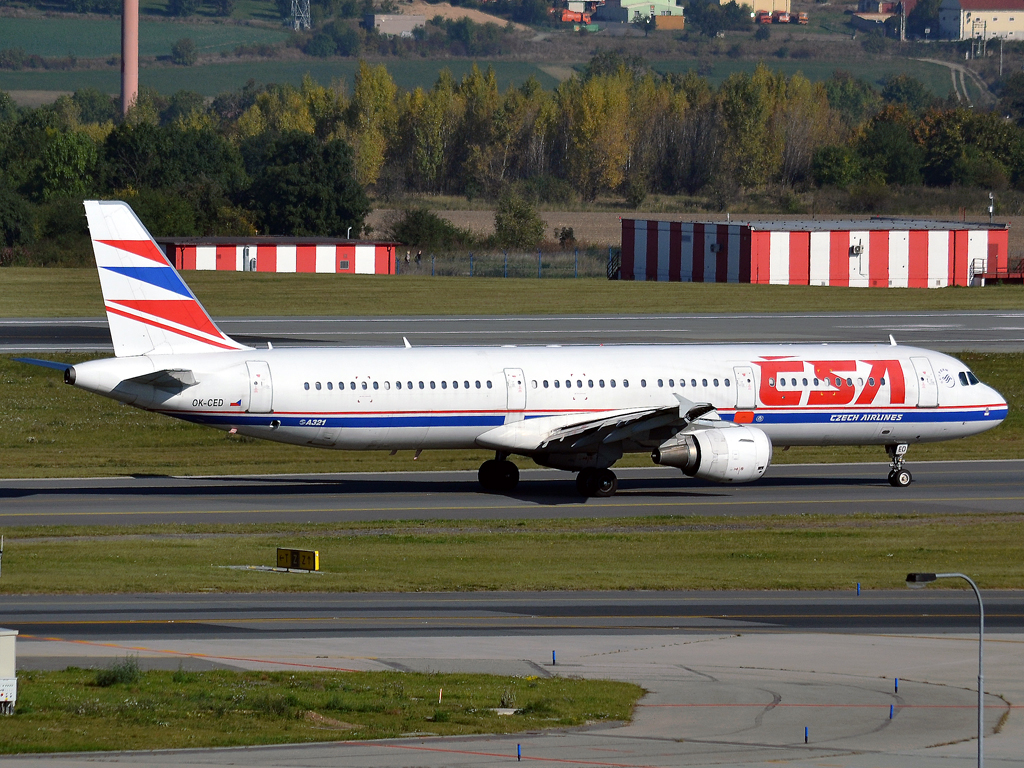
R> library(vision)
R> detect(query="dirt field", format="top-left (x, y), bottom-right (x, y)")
top-left (396, 0), bottom-right (531, 31)
top-left (370, 209), bottom-right (1024, 253)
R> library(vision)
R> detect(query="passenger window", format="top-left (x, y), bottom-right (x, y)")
top-left (577, 380), bottom-right (582, 388)
top-left (599, 379), bottom-right (605, 388)
top-left (668, 379), bottom-right (674, 387)
top-left (441, 381), bottom-right (447, 389)
top-left (384, 381), bottom-right (390, 390)
top-left (813, 378), bottom-right (819, 386)
top-left (713, 378), bottom-right (719, 387)
top-left (857, 378), bottom-right (863, 387)
top-left (419, 381), bottom-right (424, 389)
top-left (452, 381), bottom-right (458, 389)
top-left (566, 380), bottom-right (571, 388)
top-left (361, 382), bottom-right (367, 390)
top-left (543, 380), bottom-right (549, 388)
top-left (408, 381), bottom-right (413, 389)
top-left (725, 379), bottom-right (730, 387)
top-left (691, 379), bottom-right (697, 387)
top-left (315, 382), bottom-right (321, 390)
top-left (610, 380), bottom-right (616, 387)
top-left (554, 380), bottom-right (560, 388)
top-left (339, 382), bottom-right (344, 390)
top-left (802, 378), bottom-right (808, 386)
top-left (846, 378), bottom-right (853, 387)
top-left (464, 381), bottom-right (469, 389)
top-left (430, 381), bottom-right (436, 389)
top-left (327, 382), bottom-right (333, 390)
top-left (880, 377), bottom-right (886, 386)
top-left (680, 379), bottom-right (685, 387)
top-left (588, 380), bottom-right (593, 388)
top-left (702, 379), bottom-right (708, 387)
top-left (487, 381), bottom-right (492, 388)
top-left (623, 380), bottom-right (629, 387)
top-left (350, 382), bottom-right (356, 390)
top-left (658, 379), bottom-right (664, 387)
top-left (531, 380), bottom-right (538, 389)
top-left (768, 378), bottom-right (775, 387)
top-left (868, 377), bottom-right (875, 386)
top-left (958, 372), bottom-right (969, 386)
top-left (304, 382), bottom-right (309, 390)
top-left (641, 379), bottom-right (647, 387)
top-left (475, 381), bottom-right (481, 388)
top-left (373, 381), bottom-right (379, 390)
top-left (396, 381), bottom-right (402, 389)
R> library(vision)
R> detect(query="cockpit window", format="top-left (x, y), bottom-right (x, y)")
top-left (967, 371), bottom-right (980, 385)
top-left (959, 372), bottom-right (970, 387)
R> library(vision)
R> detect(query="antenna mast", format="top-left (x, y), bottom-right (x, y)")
top-left (291, 0), bottom-right (311, 30)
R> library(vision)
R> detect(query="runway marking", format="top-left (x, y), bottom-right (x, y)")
top-left (3, 495), bottom-right (1024, 519)
top-left (18, 634), bottom-right (360, 672)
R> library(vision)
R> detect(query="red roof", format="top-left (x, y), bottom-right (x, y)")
top-left (954, 0), bottom-right (1024, 10)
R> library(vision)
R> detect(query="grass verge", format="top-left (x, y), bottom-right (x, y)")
top-left (2, 352), bottom-right (1021, 479)
top-left (5, 666), bottom-right (641, 753)
top-left (1, 514), bottom-right (1023, 593)
top-left (4, 268), bottom-right (1024, 318)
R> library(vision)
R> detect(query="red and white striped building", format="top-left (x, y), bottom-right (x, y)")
top-left (157, 238), bottom-right (399, 275)
top-left (620, 219), bottom-right (1009, 288)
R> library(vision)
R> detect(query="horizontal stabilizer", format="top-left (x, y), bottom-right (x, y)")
top-left (12, 357), bottom-right (73, 371)
top-left (125, 368), bottom-right (198, 390)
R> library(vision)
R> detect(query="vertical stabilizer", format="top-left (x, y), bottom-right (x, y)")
top-left (84, 200), bottom-right (249, 357)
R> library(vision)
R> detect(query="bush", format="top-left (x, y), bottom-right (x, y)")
top-left (387, 208), bottom-right (475, 249)
top-left (168, 0), bottom-right (201, 16)
top-left (304, 33), bottom-right (336, 58)
top-left (0, 182), bottom-right (34, 248)
top-left (754, 24), bottom-right (770, 41)
top-left (95, 656), bottom-right (142, 687)
top-left (494, 191), bottom-right (545, 249)
top-left (171, 38), bottom-right (198, 66)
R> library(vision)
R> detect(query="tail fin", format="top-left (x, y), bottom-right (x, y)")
top-left (84, 200), bottom-right (249, 357)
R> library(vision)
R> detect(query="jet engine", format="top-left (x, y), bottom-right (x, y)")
top-left (652, 425), bottom-right (772, 483)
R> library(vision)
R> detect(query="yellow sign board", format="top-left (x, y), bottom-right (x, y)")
top-left (276, 548), bottom-right (319, 571)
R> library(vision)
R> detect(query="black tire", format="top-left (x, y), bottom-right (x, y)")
top-left (498, 461), bottom-right (520, 492)
top-left (895, 469), bottom-right (912, 487)
top-left (478, 459), bottom-right (501, 492)
top-left (576, 468), bottom-right (597, 497)
top-left (593, 469), bottom-right (618, 497)
top-left (888, 470), bottom-right (898, 487)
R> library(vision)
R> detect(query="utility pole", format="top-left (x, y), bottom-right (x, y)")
top-left (291, 0), bottom-right (310, 30)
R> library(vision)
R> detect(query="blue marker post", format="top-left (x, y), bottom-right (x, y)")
top-left (517, 744), bottom-right (521, 761)
top-left (804, 726), bottom-right (808, 744)
top-left (890, 704), bottom-right (894, 719)
top-left (857, 582), bottom-right (861, 596)
top-left (895, 677), bottom-right (899, 693)
top-left (552, 650), bottom-right (556, 666)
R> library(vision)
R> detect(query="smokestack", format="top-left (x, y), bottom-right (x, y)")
top-left (121, 0), bottom-right (139, 116)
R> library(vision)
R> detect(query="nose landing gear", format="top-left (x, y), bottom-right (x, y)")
top-left (886, 443), bottom-right (912, 487)
top-left (478, 454), bottom-right (519, 493)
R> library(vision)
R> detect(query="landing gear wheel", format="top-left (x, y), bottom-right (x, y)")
top-left (478, 459), bottom-right (519, 493)
top-left (889, 469), bottom-right (912, 488)
top-left (576, 468), bottom-right (618, 498)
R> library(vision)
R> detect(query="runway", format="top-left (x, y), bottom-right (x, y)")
top-left (4, 310), bottom-right (1024, 353)
top-left (2, 460), bottom-right (1022, 526)
top-left (4, 591), bottom-right (1022, 644)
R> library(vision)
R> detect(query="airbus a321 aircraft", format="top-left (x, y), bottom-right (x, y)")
top-left (17, 201), bottom-right (1008, 497)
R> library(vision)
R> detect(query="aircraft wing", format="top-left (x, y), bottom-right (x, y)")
top-left (476, 395), bottom-right (717, 454)
top-left (124, 368), bottom-right (198, 390)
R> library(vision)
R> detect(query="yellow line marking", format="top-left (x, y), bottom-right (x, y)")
top-left (3, 496), bottom-right (1024, 518)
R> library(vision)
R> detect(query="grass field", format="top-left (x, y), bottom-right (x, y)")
top-left (5, 268), bottom-right (1024, 318)
top-left (650, 58), bottom-right (954, 97)
top-left (5, 666), bottom-right (641, 752)
top-left (0, 17), bottom-right (288, 59)
top-left (1, 513), bottom-right (1022, 593)
top-left (0, 60), bottom-right (562, 98)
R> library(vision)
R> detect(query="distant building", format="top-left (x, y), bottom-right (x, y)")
top-left (363, 14), bottom-right (426, 37)
top-left (939, 0), bottom-right (1024, 39)
top-left (593, 0), bottom-right (683, 23)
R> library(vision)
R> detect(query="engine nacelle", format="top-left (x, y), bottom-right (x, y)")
top-left (652, 425), bottom-right (772, 483)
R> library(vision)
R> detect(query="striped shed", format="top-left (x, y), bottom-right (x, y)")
top-left (156, 237), bottom-right (400, 276)
top-left (620, 218), bottom-right (1009, 288)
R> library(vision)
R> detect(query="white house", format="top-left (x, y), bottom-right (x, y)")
top-left (939, 0), bottom-right (1024, 39)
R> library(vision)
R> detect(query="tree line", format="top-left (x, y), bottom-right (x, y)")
top-left (3, 53), bottom-right (1024, 264)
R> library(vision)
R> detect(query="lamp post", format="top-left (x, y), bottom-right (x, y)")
top-left (907, 572), bottom-right (985, 768)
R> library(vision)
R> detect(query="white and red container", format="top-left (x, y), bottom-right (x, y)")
top-left (158, 238), bottom-right (399, 275)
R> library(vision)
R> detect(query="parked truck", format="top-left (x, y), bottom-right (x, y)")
top-left (755, 9), bottom-right (771, 23)
top-left (772, 10), bottom-right (791, 23)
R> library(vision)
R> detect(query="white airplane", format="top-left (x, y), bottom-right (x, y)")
top-left (16, 201), bottom-right (1009, 496)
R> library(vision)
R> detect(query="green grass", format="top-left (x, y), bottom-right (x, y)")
top-left (4, 667), bottom-right (641, 753)
top-left (650, 58), bottom-right (955, 97)
top-left (2, 348), bottom-right (1021, 479)
top-left (5, 268), bottom-right (1024, 318)
top-left (0, 60), bottom-right (561, 98)
top-left (0, 17), bottom-right (288, 59)
top-left (1, 514), bottom-right (1023, 593)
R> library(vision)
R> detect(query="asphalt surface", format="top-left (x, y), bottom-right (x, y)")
top-left (4, 310), bottom-right (1024, 353)
top-left (4, 591), bottom-right (1020, 646)
top-left (2, 460), bottom-right (1021, 526)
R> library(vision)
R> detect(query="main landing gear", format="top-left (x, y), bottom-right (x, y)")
top-left (576, 467), bottom-right (618, 498)
top-left (886, 443), bottom-right (912, 487)
top-left (478, 455), bottom-right (519, 493)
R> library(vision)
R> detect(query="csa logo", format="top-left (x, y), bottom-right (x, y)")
top-left (937, 367), bottom-right (955, 388)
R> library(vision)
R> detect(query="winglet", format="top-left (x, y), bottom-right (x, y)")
top-left (889, 334), bottom-right (897, 346)
top-left (403, 337), bottom-right (412, 349)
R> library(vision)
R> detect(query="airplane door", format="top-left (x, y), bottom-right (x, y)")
top-left (246, 361), bottom-right (273, 413)
top-left (504, 368), bottom-right (526, 411)
top-left (733, 366), bottom-right (755, 409)
top-left (911, 356), bottom-right (938, 408)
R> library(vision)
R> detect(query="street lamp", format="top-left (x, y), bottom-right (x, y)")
top-left (907, 572), bottom-right (985, 768)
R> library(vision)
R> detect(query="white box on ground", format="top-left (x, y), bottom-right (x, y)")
top-left (0, 627), bottom-right (18, 714)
